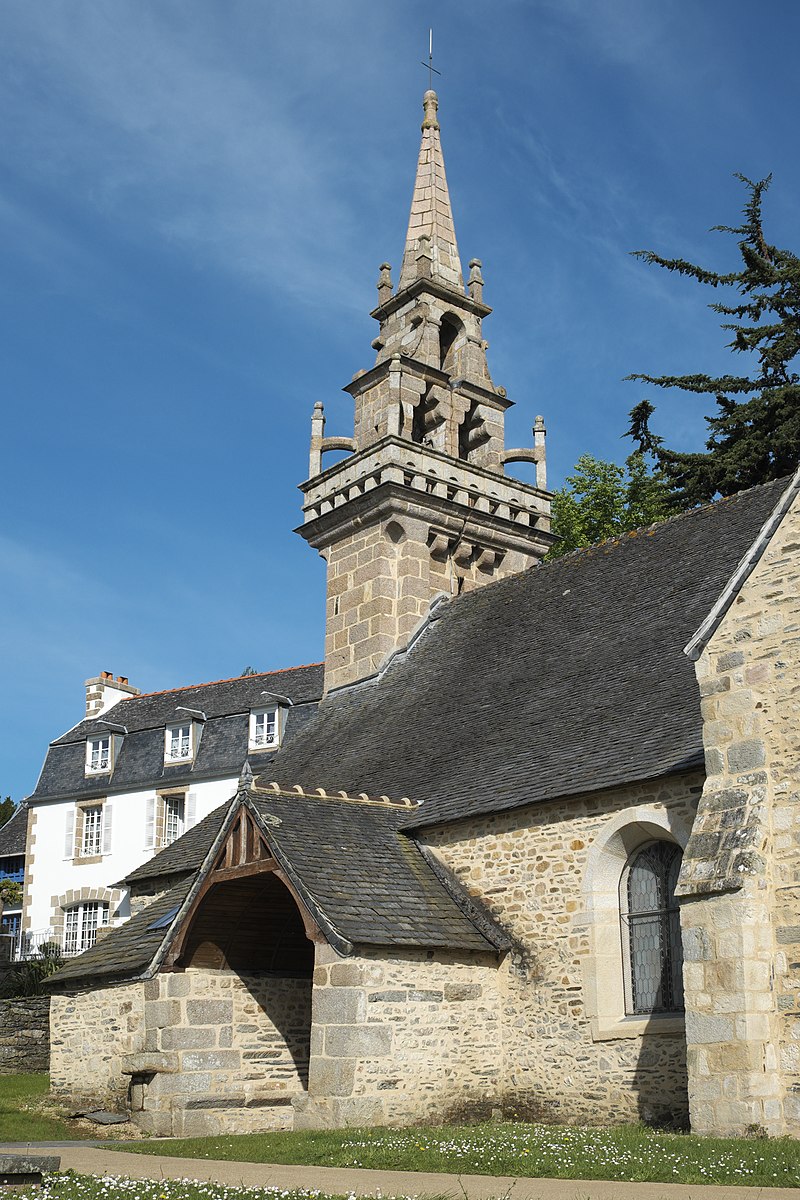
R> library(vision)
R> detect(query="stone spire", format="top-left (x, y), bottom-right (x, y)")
top-left (398, 90), bottom-right (464, 293)
top-left (298, 88), bottom-right (553, 695)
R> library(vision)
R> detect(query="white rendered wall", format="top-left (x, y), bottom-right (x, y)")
top-left (26, 776), bottom-right (238, 937)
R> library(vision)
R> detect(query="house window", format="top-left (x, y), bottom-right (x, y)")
top-left (163, 794), bottom-right (185, 845)
top-left (249, 707), bottom-right (279, 750)
top-left (81, 805), bottom-right (103, 857)
top-left (620, 841), bottom-right (684, 1015)
top-left (165, 723), bottom-right (193, 763)
top-left (86, 735), bottom-right (111, 774)
top-left (63, 901), bottom-right (108, 955)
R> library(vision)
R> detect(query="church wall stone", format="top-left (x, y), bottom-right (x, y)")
top-left (294, 943), bottom-right (503, 1129)
top-left (50, 969), bottom-right (312, 1135)
top-left (422, 774), bottom-right (702, 1125)
top-left (679, 488), bottom-right (800, 1136)
top-left (50, 981), bottom-right (145, 1107)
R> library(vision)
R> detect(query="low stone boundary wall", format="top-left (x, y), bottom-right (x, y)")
top-left (0, 996), bottom-right (50, 1074)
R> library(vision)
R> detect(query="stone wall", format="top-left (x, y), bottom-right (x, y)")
top-left (678, 486), bottom-right (800, 1136)
top-left (126, 969), bottom-right (312, 1137)
top-left (0, 997), bottom-right (50, 1074)
top-left (295, 943), bottom-right (503, 1129)
top-left (50, 982), bottom-right (144, 1106)
top-left (423, 774), bottom-right (701, 1126)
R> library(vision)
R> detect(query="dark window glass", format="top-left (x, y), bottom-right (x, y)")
top-left (621, 841), bottom-right (684, 1015)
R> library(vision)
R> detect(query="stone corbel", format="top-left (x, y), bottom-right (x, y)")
top-left (453, 541), bottom-right (474, 569)
top-left (428, 532), bottom-right (451, 562)
top-left (476, 547), bottom-right (504, 573)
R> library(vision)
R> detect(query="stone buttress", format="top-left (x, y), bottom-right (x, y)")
top-left (297, 90), bottom-right (554, 693)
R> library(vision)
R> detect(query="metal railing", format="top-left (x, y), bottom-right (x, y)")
top-left (1, 928), bottom-right (77, 961)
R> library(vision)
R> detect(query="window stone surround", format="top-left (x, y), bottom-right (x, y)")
top-left (50, 886), bottom-right (123, 948)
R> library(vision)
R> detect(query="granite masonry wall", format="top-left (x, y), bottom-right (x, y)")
top-left (322, 510), bottom-right (536, 693)
top-left (0, 997), bottom-right (50, 1074)
top-left (50, 982), bottom-right (144, 1107)
top-left (120, 969), bottom-right (312, 1137)
top-left (678, 486), bottom-right (800, 1136)
top-left (423, 774), bottom-right (702, 1126)
top-left (295, 943), bottom-right (503, 1129)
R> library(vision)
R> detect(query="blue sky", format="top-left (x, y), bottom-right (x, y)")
top-left (2, 0), bottom-right (799, 800)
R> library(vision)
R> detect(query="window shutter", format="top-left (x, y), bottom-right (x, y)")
top-left (102, 804), bottom-right (113, 855)
top-left (145, 796), bottom-right (156, 849)
top-left (186, 792), bottom-right (197, 829)
top-left (64, 808), bottom-right (75, 859)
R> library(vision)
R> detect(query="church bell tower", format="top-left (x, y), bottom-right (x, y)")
top-left (298, 89), bottom-right (554, 693)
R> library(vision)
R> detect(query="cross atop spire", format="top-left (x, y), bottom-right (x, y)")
top-left (398, 89), bottom-right (464, 293)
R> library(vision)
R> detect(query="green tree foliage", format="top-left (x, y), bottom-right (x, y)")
top-left (628, 175), bottom-right (800, 506)
top-left (0, 880), bottom-right (22, 908)
top-left (0, 942), bottom-right (65, 998)
top-left (0, 798), bottom-right (15, 828)
top-left (548, 452), bottom-right (673, 559)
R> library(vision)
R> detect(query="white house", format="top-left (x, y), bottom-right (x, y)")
top-left (21, 665), bottom-right (323, 956)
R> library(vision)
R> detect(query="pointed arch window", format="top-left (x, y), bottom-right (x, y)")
top-left (438, 313), bottom-right (462, 375)
top-left (620, 841), bottom-right (684, 1015)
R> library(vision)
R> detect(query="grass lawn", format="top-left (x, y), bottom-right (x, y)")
top-left (0, 1074), bottom-right (81, 1142)
top-left (20, 1177), bottom-right (368, 1200)
top-left (115, 1120), bottom-right (800, 1187)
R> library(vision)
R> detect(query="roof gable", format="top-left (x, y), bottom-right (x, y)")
top-left (52, 783), bottom-right (507, 987)
top-left (685, 466), bottom-right (800, 660)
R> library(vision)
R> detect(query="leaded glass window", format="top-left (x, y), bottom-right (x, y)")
top-left (620, 841), bottom-right (684, 1015)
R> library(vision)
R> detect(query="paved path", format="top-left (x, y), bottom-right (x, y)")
top-left (3, 1143), bottom-right (800, 1200)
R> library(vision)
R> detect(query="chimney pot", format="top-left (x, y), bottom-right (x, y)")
top-left (101, 671), bottom-right (112, 680)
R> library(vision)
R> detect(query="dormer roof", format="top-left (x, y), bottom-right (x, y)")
top-left (29, 664), bottom-right (324, 803)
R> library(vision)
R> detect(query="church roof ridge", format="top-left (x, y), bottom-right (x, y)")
top-left (253, 780), bottom-right (418, 809)
top-left (131, 661), bottom-right (324, 700)
top-left (398, 89), bottom-right (464, 293)
top-left (529, 473), bottom-right (795, 572)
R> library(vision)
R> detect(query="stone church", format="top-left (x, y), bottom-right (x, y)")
top-left (47, 89), bottom-right (800, 1140)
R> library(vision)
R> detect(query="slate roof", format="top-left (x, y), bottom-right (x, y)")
top-left (246, 790), bottom-right (507, 954)
top-left (51, 788), bottom-right (507, 986)
top-left (121, 802), bottom-right (229, 887)
top-left (0, 806), bottom-right (27, 858)
top-left (49, 879), bottom-right (193, 988)
top-left (263, 477), bottom-right (789, 829)
top-left (31, 665), bottom-right (323, 803)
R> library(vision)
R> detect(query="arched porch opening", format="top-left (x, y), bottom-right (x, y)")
top-left (177, 873), bottom-right (315, 977)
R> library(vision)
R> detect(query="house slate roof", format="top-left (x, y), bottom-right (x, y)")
top-left (50, 787), bottom-right (508, 987)
top-left (262, 477), bottom-right (789, 830)
top-left (48, 879), bottom-right (193, 987)
top-left (0, 806), bottom-right (28, 858)
top-left (30, 665), bottom-right (323, 804)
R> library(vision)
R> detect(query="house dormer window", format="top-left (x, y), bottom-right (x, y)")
top-left (249, 707), bottom-right (280, 751)
top-left (86, 735), bottom-right (111, 775)
top-left (165, 723), bottom-right (193, 763)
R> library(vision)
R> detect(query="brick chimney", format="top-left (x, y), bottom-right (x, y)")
top-left (85, 671), bottom-right (140, 719)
